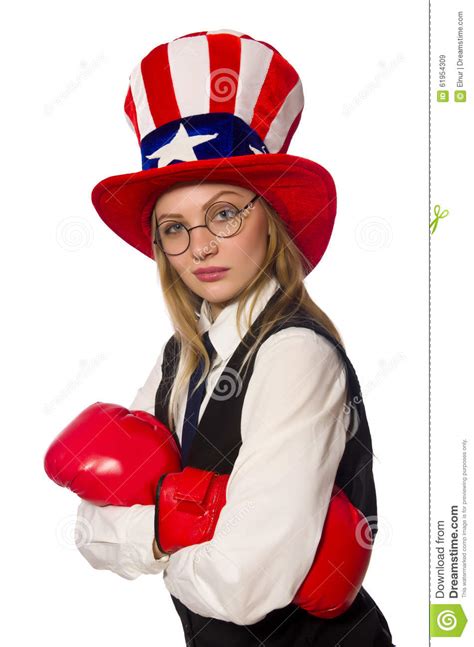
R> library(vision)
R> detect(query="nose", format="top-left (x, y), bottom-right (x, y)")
top-left (188, 224), bottom-right (219, 260)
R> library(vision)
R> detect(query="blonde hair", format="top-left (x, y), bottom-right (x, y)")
top-left (150, 194), bottom-right (345, 434)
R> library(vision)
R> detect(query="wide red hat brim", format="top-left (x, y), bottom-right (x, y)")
top-left (91, 153), bottom-right (336, 274)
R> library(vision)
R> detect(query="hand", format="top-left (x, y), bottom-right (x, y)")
top-left (44, 402), bottom-right (181, 506)
top-left (152, 538), bottom-right (170, 559)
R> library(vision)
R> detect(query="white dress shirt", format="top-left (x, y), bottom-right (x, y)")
top-left (75, 276), bottom-right (351, 625)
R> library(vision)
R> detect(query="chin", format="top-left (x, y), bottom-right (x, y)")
top-left (199, 281), bottom-right (240, 302)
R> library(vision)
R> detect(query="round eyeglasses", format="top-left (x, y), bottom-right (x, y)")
top-left (153, 194), bottom-right (261, 256)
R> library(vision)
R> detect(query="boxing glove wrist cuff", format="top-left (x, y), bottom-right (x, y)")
top-left (154, 472), bottom-right (170, 556)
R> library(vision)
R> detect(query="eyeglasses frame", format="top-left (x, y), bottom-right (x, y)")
top-left (152, 193), bottom-right (261, 256)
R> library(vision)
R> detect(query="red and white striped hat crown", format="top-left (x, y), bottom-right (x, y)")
top-left (91, 29), bottom-right (337, 274)
top-left (124, 29), bottom-right (303, 165)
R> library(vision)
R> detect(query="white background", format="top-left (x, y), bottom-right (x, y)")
top-left (1, 1), bottom-right (429, 645)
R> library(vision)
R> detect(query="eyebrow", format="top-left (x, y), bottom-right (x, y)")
top-left (156, 190), bottom-right (243, 223)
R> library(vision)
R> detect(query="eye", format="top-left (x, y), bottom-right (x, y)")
top-left (209, 203), bottom-right (239, 222)
top-left (217, 208), bottom-right (237, 219)
top-left (162, 222), bottom-right (183, 235)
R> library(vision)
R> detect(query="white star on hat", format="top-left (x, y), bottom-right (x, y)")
top-left (249, 144), bottom-right (268, 155)
top-left (145, 122), bottom-right (219, 168)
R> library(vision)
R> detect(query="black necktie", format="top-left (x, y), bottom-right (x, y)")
top-left (181, 330), bottom-right (216, 467)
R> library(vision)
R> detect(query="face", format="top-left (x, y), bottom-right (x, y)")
top-left (153, 182), bottom-right (269, 321)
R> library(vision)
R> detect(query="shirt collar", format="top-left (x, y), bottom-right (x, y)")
top-left (197, 276), bottom-right (282, 363)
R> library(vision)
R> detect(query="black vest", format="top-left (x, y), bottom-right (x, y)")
top-left (155, 288), bottom-right (394, 647)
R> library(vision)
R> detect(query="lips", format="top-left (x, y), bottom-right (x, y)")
top-left (193, 266), bottom-right (229, 275)
top-left (193, 268), bottom-right (230, 282)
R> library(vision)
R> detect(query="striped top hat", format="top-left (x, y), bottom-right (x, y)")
top-left (91, 29), bottom-right (337, 274)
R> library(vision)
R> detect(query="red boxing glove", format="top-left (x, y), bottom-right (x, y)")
top-left (156, 467), bottom-right (228, 553)
top-left (44, 402), bottom-right (181, 506)
top-left (155, 467), bottom-right (372, 619)
top-left (291, 484), bottom-right (372, 618)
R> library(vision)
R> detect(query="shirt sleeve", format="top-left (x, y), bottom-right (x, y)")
top-left (75, 500), bottom-right (170, 579)
top-left (128, 344), bottom-right (165, 413)
top-left (162, 328), bottom-right (350, 625)
top-left (74, 343), bottom-right (169, 579)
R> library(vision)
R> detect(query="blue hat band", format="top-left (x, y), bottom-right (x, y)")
top-left (140, 113), bottom-right (269, 170)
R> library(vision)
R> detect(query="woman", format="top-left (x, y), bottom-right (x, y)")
top-left (77, 29), bottom-right (396, 646)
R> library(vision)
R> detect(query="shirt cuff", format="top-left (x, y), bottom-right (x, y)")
top-left (75, 500), bottom-right (170, 580)
top-left (124, 504), bottom-right (170, 574)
